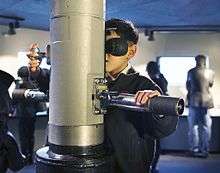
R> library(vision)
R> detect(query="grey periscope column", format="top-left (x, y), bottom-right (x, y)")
top-left (35, 0), bottom-right (115, 172)
top-left (49, 0), bottom-right (105, 150)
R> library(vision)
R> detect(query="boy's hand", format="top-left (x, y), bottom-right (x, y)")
top-left (135, 90), bottom-right (161, 105)
top-left (26, 43), bottom-right (40, 72)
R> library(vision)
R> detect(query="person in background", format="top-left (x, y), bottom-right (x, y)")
top-left (146, 61), bottom-right (168, 173)
top-left (14, 43), bottom-right (50, 164)
top-left (25, 43), bottom-right (51, 147)
top-left (14, 67), bottom-right (39, 164)
top-left (0, 70), bottom-right (26, 173)
top-left (146, 61), bottom-right (168, 95)
top-left (186, 54), bottom-right (214, 158)
top-left (26, 43), bottom-right (50, 93)
top-left (104, 18), bottom-right (178, 173)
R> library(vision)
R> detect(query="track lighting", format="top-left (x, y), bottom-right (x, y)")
top-left (8, 22), bottom-right (16, 35)
top-left (144, 29), bottom-right (155, 41)
top-left (14, 20), bottom-right (20, 29)
top-left (0, 15), bottom-right (24, 36)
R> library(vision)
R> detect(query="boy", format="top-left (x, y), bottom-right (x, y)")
top-left (105, 19), bottom-right (178, 173)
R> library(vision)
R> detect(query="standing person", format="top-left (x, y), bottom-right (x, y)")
top-left (27, 43), bottom-right (51, 147)
top-left (15, 67), bottom-right (40, 165)
top-left (146, 61), bottom-right (168, 173)
top-left (186, 54), bottom-right (214, 158)
top-left (0, 70), bottom-right (26, 173)
top-left (146, 61), bottom-right (168, 95)
top-left (26, 43), bottom-right (50, 93)
top-left (14, 43), bottom-right (50, 164)
top-left (104, 18), bottom-right (178, 173)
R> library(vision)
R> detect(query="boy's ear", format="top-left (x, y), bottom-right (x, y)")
top-left (127, 44), bottom-right (137, 60)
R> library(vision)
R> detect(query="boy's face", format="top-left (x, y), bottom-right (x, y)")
top-left (105, 31), bottom-right (136, 76)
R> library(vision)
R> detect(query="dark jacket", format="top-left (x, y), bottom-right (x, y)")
top-left (186, 66), bottom-right (214, 108)
top-left (29, 67), bottom-right (50, 93)
top-left (15, 66), bottom-right (50, 117)
top-left (0, 86), bottom-right (12, 116)
top-left (0, 70), bottom-right (25, 173)
top-left (149, 73), bottom-right (168, 95)
top-left (0, 70), bottom-right (14, 115)
top-left (0, 132), bottom-right (26, 173)
top-left (105, 67), bottom-right (178, 173)
top-left (17, 66), bottom-right (50, 93)
top-left (0, 70), bottom-right (14, 133)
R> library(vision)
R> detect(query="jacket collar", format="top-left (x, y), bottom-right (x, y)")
top-left (106, 63), bottom-right (137, 81)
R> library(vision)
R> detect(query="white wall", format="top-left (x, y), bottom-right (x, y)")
top-left (0, 25), bottom-right (49, 94)
top-left (132, 31), bottom-right (220, 108)
top-left (0, 26), bottom-right (49, 76)
top-left (0, 26), bottom-right (220, 107)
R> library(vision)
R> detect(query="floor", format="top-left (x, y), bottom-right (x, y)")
top-left (7, 153), bottom-right (220, 173)
top-left (158, 153), bottom-right (220, 173)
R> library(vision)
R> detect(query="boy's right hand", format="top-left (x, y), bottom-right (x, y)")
top-left (135, 90), bottom-right (161, 105)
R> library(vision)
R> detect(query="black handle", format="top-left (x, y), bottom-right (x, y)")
top-left (102, 92), bottom-right (184, 116)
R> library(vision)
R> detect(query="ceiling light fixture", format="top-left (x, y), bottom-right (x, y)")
top-left (14, 20), bottom-right (20, 29)
top-left (8, 22), bottom-right (16, 35)
top-left (0, 15), bottom-right (24, 36)
top-left (144, 29), bottom-right (155, 41)
top-left (148, 31), bottom-right (154, 41)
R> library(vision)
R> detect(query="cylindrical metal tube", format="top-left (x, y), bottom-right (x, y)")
top-left (36, 1), bottom-right (114, 172)
top-left (147, 96), bottom-right (184, 116)
top-left (12, 89), bottom-right (48, 101)
top-left (108, 93), bottom-right (184, 116)
top-left (12, 88), bottom-right (26, 100)
top-left (49, 0), bottom-right (105, 147)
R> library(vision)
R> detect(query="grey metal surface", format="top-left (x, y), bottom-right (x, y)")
top-left (48, 123), bottom-right (104, 146)
top-left (49, 0), bottom-right (105, 146)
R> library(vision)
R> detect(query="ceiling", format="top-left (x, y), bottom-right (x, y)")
top-left (0, 0), bottom-right (220, 31)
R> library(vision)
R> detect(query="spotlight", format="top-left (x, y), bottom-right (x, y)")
top-left (14, 20), bottom-right (20, 28)
top-left (148, 31), bottom-right (154, 41)
top-left (144, 29), bottom-right (155, 41)
top-left (8, 22), bottom-right (16, 35)
top-left (144, 29), bottom-right (149, 36)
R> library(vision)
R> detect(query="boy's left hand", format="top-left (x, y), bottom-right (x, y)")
top-left (135, 90), bottom-right (161, 105)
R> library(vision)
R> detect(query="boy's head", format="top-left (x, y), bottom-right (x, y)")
top-left (105, 18), bottom-right (139, 45)
top-left (17, 67), bottom-right (29, 81)
top-left (105, 19), bottom-right (139, 76)
top-left (146, 61), bottom-right (159, 75)
top-left (195, 54), bottom-right (206, 67)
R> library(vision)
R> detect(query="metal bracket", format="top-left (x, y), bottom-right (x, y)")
top-left (92, 78), bottom-right (108, 115)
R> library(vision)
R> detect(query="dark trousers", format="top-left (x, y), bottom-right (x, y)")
top-left (188, 107), bottom-right (211, 153)
top-left (0, 132), bottom-right (25, 173)
top-left (105, 110), bottom-right (154, 173)
top-left (19, 117), bottom-right (36, 160)
top-left (151, 140), bottom-right (160, 170)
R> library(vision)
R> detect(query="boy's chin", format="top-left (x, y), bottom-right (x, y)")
top-left (105, 68), bottom-right (111, 73)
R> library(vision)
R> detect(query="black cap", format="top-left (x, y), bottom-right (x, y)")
top-left (17, 66), bottom-right (29, 78)
top-left (195, 54), bottom-right (206, 62)
top-left (146, 61), bottom-right (159, 74)
top-left (0, 70), bottom-right (15, 89)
